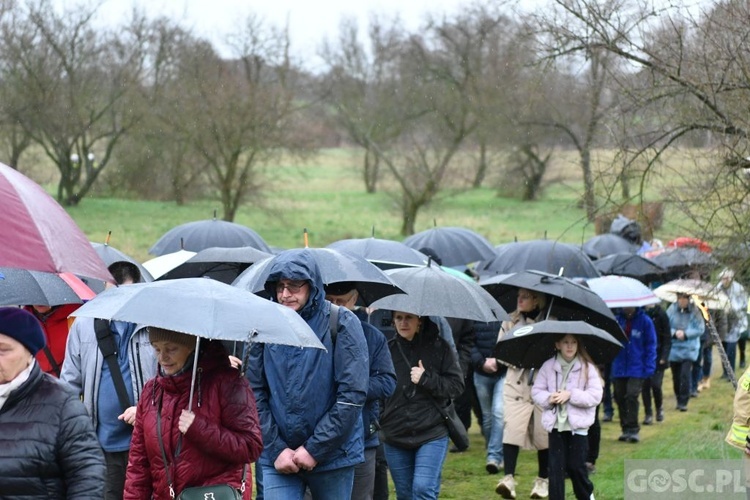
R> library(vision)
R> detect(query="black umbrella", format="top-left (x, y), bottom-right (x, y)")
top-left (647, 247), bottom-right (718, 273)
top-left (158, 246), bottom-right (273, 284)
top-left (582, 233), bottom-right (640, 260)
top-left (232, 248), bottom-right (404, 306)
top-left (149, 217), bottom-right (272, 256)
top-left (495, 320), bottom-right (623, 369)
top-left (592, 253), bottom-right (666, 282)
top-left (479, 270), bottom-right (626, 343)
top-left (327, 238), bottom-right (428, 268)
top-left (476, 240), bottom-right (600, 279)
top-left (369, 265), bottom-right (508, 322)
top-left (0, 267), bottom-right (95, 307)
top-left (402, 226), bottom-right (496, 267)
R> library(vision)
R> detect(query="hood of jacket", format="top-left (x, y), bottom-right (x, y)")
top-left (264, 249), bottom-right (326, 325)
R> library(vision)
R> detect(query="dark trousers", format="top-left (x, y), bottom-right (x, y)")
top-left (671, 360), bottom-right (692, 407)
top-left (642, 369), bottom-right (665, 415)
top-left (739, 338), bottom-right (747, 367)
top-left (104, 450), bottom-right (129, 500)
top-left (613, 377), bottom-right (643, 435)
top-left (587, 404), bottom-right (600, 465)
top-left (373, 444), bottom-right (389, 500)
top-left (602, 363), bottom-right (613, 418)
top-left (548, 430), bottom-right (594, 500)
top-left (455, 371), bottom-right (475, 430)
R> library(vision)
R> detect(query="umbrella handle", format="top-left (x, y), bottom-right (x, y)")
top-left (187, 337), bottom-right (201, 411)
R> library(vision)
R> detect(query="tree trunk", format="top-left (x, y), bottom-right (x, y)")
top-left (472, 142), bottom-right (488, 188)
top-left (400, 200), bottom-right (419, 236)
top-left (581, 149), bottom-right (596, 221)
top-left (363, 148), bottom-right (379, 194)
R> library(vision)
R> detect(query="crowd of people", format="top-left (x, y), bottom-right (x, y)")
top-left (2, 244), bottom-right (749, 500)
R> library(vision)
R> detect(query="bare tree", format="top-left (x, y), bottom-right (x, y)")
top-left (0, 0), bottom-right (148, 205)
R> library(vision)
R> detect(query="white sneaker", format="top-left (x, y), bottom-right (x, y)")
top-left (496, 474), bottom-right (516, 499)
top-left (530, 477), bottom-right (549, 499)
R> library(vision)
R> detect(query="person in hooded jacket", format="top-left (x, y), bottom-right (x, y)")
top-left (667, 293), bottom-right (705, 412)
top-left (23, 303), bottom-right (79, 377)
top-left (0, 307), bottom-right (105, 499)
top-left (124, 328), bottom-right (263, 499)
top-left (248, 249), bottom-right (369, 500)
top-left (379, 311), bottom-right (464, 500)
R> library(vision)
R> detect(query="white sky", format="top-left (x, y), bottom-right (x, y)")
top-left (93, 0), bottom-right (481, 69)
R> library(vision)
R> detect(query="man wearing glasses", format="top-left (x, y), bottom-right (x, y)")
top-left (248, 249), bottom-right (369, 500)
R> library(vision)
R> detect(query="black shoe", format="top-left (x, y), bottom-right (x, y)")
top-left (449, 445), bottom-right (466, 453)
top-left (618, 433), bottom-right (629, 441)
top-left (656, 409), bottom-right (664, 422)
top-left (676, 404), bottom-right (688, 412)
top-left (643, 414), bottom-right (653, 425)
top-left (626, 433), bottom-right (640, 443)
top-left (740, 360), bottom-right (746, 369)
top-left (690, 391), bottom-right (699, 398)
top-left (602, 414), bottom-right (613, 422)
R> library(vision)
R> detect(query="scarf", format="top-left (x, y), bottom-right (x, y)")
top-left (555, 353), bottom-right (577, 432)
top-left (0, 358), bottom-right (35, 411)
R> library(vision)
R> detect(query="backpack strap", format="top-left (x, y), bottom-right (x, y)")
top-left (329, 304), bottom-right (340, 345)
top-left (94, 319), bottom-right (132, 413)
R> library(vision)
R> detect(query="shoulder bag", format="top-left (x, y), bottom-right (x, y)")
top-left (395, 341), bottom-right (469, 451)
top-left (156, 397), bottom-right (246, 500)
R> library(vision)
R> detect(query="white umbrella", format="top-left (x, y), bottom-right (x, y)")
top-left (142, 250), bottom-right (197, 279)
top-left (586, 275), bottom-right (661, 309)
top-left (653, 279), bottom-right (730, 311)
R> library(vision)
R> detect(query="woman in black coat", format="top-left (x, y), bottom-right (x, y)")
top-left (379, 311), bottom-right (464, 500)
top-left (0, 308), bottom-right (105, 499)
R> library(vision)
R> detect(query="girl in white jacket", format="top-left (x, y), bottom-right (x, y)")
top-left (532, 335), bottom-right (602, 500)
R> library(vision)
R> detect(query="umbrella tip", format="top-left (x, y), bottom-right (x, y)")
top-left (303, 228), bottom-right (309, 248)
top-left (371, 225), bottom-right (375, 238)
top-left (180, 237), bottom-right (184, 250)
top-left (105, 230), bottom-right (111, 246)
top-left (213, 209), bottom-right (217, 220)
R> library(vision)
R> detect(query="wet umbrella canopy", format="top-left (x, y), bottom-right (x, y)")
top-left (232, 247), bottom-right (403, 306)
top-left (653, 279), bottom-right (730, 311)
top-left (0, 268), bottom-right (95, 307)
top-left (495, 320), bottom-right (623, 369)
top-left (586, 275), bottom-right (661, 309)
top-left (328, 237), bottom-right (429, 268)
top-left (369, 265), bottom-right (509, 322)
top-left (592, 253), bottom-right (666, 281)
top-left (476, 239), bottom-right (600, 279)
top-left (480, 270), bottom-right (625, 343)
top-left (149, 217), bottom-right (272, 256)
top-left (582, 233), bottom-right (640, 260)
top-left (159, 246), bottom-right (273, 284)
top-left (71, 278), bottom-right (324, 349)
top-left (0, 162), bottom-right (111, 282)
top-left (402, 226), bottom-right (496, 267)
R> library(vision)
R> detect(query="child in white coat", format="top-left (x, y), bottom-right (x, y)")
top-left (532, 335), bottom-right (603, 500)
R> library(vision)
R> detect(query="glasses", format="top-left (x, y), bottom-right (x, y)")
top-left (275, 281), bottom-right (308, 294)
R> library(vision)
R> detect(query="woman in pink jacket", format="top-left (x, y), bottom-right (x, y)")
top-left (531, 335), bottom-right (602, 500)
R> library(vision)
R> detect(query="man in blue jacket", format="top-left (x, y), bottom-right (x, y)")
top-left (612, 307), bottom-right (657, 443)
top-left (325, 282), bottom-right (396, 500)
top-left (248, 249), bottom-right (369, 500)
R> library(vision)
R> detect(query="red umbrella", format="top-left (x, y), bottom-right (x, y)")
top-left (667, 237), bottom-right (712, 253)
top-left (0, 163), bottom-right (112, 282)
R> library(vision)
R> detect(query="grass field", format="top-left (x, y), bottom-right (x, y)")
top-left (58, 147), bottom-right (742, 498)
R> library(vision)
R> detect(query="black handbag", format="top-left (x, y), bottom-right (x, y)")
top-left (157, 400), bottom-right (246, 499)
top-left (395, 341), bottom-right (470, 451)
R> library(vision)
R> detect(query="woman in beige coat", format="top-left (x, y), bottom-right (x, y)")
top-left (495, 288), bottom-right (550, 499)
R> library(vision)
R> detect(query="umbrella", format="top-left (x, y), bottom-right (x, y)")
top-left (149, 217), bottom-right (272, 256)
top-left (653, 279), bottom-right (730, 310)
top-left (368, 265), bottom-right (509, 322)
top-left (71, 278), bottom-right (325, 411)
top-left (327, 237), bottom-right (428, 268)
top-left (232, 248), bottom-right (404, 306)
top-left (91, 242), bottom-right (154, 282)
top-left (646, 247), bottom-right (718, 272)
top-left (142, 250), bottom-right (197, 280)
top-left (479, 270), bottom-right (626, 343)
top-left (0, 162), bottom-right (111, 282)
top-left (0, 268), bottom-right (95, 307)
top-left (70, 278), bottom-right (324, 349)
top-left (582, 233), bottom-right (640, 260)
top-left (475, 239), bottom-right (600, 279)
top-left (159, 246), bottom-right (273, 284)
top-left (592, 253), bottom-right (666, 281)
top-left (495, 320), bottom-right (623, 369)
top-left (667, 237), bottom-right (712, 253)
top-left (585, 276), bottom-right (661, 308)
top-left (402, 226), bottom-right (496, 267)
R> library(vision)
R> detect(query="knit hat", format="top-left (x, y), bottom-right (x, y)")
top-left (148, 327), bottom-right (196, 349)
top-left (0, 307), bottom-right (46, 355)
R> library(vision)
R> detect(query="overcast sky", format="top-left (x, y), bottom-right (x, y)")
top-left (94, 0), bottom-right (481, 68)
